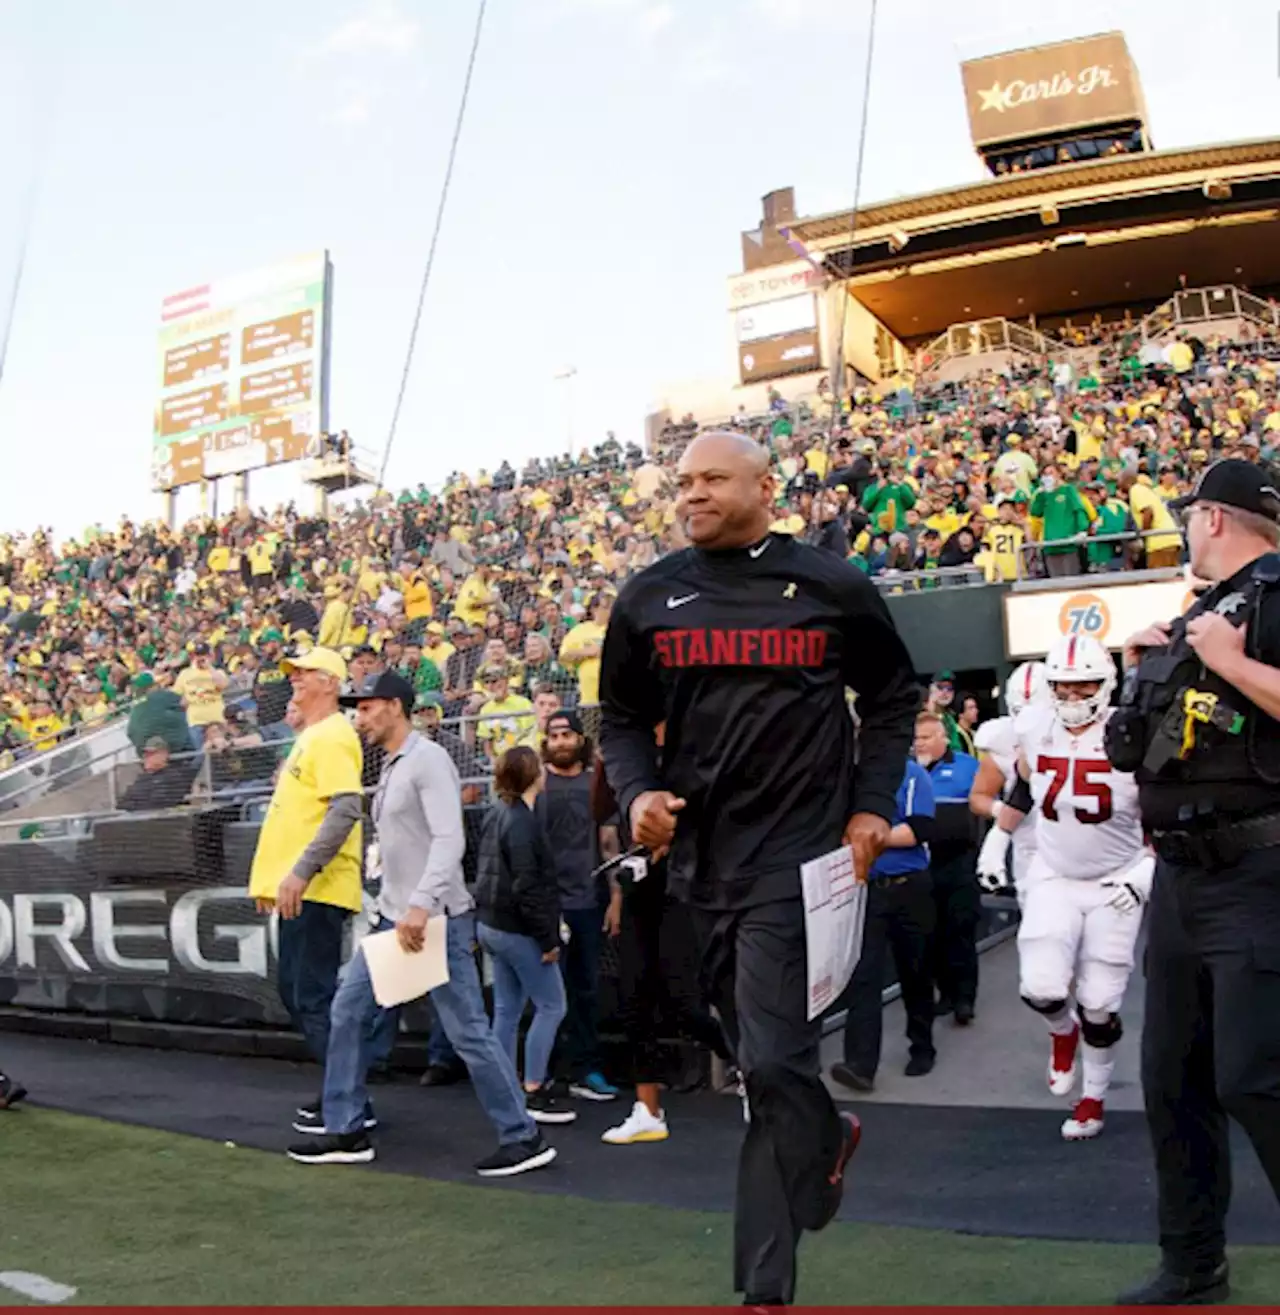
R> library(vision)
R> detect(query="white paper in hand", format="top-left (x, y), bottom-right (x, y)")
top-left (800, 846), bottom-right (867, 1021)
top-left (361, 920), bottom-right (449, 1008)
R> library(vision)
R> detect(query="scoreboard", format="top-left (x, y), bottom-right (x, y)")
top-left (151, 253), bottom-right (332, 491)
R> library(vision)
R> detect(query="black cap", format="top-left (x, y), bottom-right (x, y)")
top-left (340, 670), bottom-right (415, 714)
top-left (1171, 459), bottom-right (1280, 522)
top-left (545, 708), bottom-right (583, 736)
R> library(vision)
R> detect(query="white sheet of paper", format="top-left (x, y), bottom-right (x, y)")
top-left (801, 845), bottom-right (868, 1022)
top-left (361, 921), bottom-right (449, 1008)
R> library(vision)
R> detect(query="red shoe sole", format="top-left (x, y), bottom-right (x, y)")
top-left (829, 1111), bottom-right (862, 1185)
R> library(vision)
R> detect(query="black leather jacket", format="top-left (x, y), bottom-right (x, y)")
top-left (474, 798), bottom-right (561, 953)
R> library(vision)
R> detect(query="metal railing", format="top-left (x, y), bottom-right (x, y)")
top-left (917, 317), bottom-right (1054, 372)
top-left (1015, 525), bottom-right (1185, 581)
top-left (864, 525), bottom-right (1187, 593)
top-left (1140, 285), bottom-right (1280, 341)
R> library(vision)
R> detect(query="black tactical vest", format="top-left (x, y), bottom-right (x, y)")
top-left (1110, 553), bottom-right (1280, 822)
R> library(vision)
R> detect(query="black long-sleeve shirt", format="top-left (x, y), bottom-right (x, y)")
top-left (599, 532), bottom-right (920, 909)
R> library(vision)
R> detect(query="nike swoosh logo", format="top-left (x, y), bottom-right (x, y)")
top-left (666, 593), bottom-right (699, 609)
top-left (748, 540), bottom-right (770, 559)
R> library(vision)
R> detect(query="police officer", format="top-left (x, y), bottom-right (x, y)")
top-left (1108, 460), bottom-right (1280, 1306)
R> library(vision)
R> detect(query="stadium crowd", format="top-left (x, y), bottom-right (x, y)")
top-left (0, 316), bottom-right (1276, 786)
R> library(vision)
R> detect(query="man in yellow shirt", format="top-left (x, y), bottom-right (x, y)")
top-left (398, 556), bottom-right (434, 630)
top-left (1119, 467), bottom-right (1183, 569)
top-left (981, 503), bottom-right (1026, 582)
top-left (474, 666), bottom-right (535, 760)
top-left (454, 564), bottom-right (499, 627)
top-left (174, 645), bottom-right (227, 748)
top-left (22, 694), bottom-right (65, 752)
top-left (249, 647), bottom-right (364, 1084)
top-left (559, 593), bottom-right (612, 706)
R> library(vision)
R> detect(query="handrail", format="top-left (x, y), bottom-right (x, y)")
top-left (1016, 525), bottom-right (1184, 579)
top-left (917, 316), bottom-right (1056, 373)
top-left (1139, 285), bottom-right (1280, 342)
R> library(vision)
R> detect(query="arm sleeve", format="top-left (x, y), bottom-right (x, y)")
top-left (598, 584), bottom-right (666, 827)
top-left (1007, 773), bottom-right (1034, 814)
top-left (904, 814), bottom-right (936, 846)
top-left (407, 751), bottom-right (467, 915)
top-left (899, 760), bottom-right (936, 846)
top-left (840, 571), bottom-right (922, 824)
top-left (506, 812), bottom-right (560, 952)
top-left (294, 793), bottom-right (362, 879)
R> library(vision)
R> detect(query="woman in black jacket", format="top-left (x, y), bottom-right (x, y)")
top-left (475, 746), bottom-right (574, 1125)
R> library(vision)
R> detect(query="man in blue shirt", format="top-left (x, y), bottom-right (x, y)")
top-left (915, 711), bottom-right (982, 1025)
top-left (830, 759), bottom-right (937, 1091)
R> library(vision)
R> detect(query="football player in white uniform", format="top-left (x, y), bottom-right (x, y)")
top-left (977, 634), bottom-right (1154, 1141)
top-left (970, 661), bottom-right (1048, 902)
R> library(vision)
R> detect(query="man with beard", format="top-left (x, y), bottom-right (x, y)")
top-left (539, 709), bottom-right (621, 1102)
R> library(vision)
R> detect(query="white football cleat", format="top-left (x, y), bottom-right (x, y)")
top-left (602, 1101), bottom-right (669, 1145)
top-left (1048, 1023), bottom-right (1080, 1096)
top-left (1061, 1097), bottom-right (1105, 1141)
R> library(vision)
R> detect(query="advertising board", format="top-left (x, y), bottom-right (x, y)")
top-left (1004, 577), bottom-right (1197, 658)
top-left (151, 252), bottom-right (332, 491)
top-left (960, 32), bottom-right (1145, 150)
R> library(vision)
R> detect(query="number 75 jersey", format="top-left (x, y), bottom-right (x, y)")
top-left (1013, 705), bottom-right (1144, 881)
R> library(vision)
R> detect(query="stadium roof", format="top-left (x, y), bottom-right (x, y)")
top-left (779, 137), bottom-right (1280, 339)
top-left (788, 136), bottom-right (1280, 238)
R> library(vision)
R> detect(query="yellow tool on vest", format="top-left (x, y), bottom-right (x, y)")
top-left (1179, 688), bottom-right (1246, 760)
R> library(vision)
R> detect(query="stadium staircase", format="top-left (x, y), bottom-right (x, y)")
top-left (915, 317), bottom-right (1055, 382)
top-left (0, 716), bottom-right (140, 825)
top-left (1140, 284), bottom-right (1280, 341)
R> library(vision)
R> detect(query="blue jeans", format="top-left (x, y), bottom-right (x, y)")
top-left (323, 913), bottom-right (536, 1144)
top-left (428, 1013), bottom-right (459, 1067)
top-left (477, 923), bottom-right (567, 1088)
top-left (189, 724), bottom-right (207, 751)
top-left (277, 901), bottom-right (348, 1065)
top-left (558, 906), bottom-right (603, 1080)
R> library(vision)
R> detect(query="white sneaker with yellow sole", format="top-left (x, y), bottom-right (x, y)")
top-left (602, 1101), bottom-right (669, 1145)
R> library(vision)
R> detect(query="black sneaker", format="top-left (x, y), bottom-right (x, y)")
top-left (419, 1062), bottom-right (466, 1088)
top-left (474, 1135), bottom-right (557, 1178)
top-left (954, 1001), bottom-right (975, 1026)
top-left (526, 1086), bottom-right (577, 1124)
top-left (809, 1110), bottom-right (862, 1231)
top-left (292, 1099), bottom-right (378, 1134)
top-left (830, 1061), bottom-right (874, 1092)
top-left (904, 1052), bottom-right (936, 1078)
top-left (0, 1073), bottom-right (27, 1109)
top-left (1116, 1263), bottom-right (1229, 1306)
top-left (287, 1131), bottom-right (375, 1165)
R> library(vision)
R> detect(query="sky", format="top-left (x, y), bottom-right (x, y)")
top-left (0, 0), bottom-right (1277, 537)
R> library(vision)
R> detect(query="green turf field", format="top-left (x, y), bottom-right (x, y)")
top-left (3, 1108), bottom-right (1277, 1306)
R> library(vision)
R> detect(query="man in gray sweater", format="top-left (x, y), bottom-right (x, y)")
top-left (287, 671), bottom-right (556, 1177)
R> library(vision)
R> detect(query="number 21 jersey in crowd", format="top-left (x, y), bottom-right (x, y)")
top-left (1014, 704), bottom-right (1143, 881)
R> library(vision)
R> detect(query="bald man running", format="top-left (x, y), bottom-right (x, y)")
top-left (600, 431), bottom-right (919, 1306)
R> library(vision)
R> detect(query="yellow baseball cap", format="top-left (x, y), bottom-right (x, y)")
top-left (281, 646), bottom-right (348, 682)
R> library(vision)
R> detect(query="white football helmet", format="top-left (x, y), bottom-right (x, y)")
top-left (1043, 634), bottom-right (1116, 728)
top-left (1005, 661), bottom-right (1047, 716)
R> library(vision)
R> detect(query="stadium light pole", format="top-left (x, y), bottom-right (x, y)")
top-left (553, 365), bottom-right (577, 451)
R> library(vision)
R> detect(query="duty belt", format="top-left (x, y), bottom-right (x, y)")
top-left (1152, 808), bottom-right (1280, 868)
